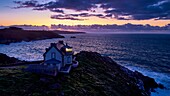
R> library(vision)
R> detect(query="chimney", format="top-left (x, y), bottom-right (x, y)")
top-left (50, 43), bottom-right (56, 47)
top-left (58, 40), bottom-right (64, 45)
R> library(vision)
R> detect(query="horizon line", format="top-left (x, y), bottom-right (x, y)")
top-left (1, 23), bottom-right (170, 27)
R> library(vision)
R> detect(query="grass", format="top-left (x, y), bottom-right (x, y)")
top-left (0, 52), bottom-right (146, 96)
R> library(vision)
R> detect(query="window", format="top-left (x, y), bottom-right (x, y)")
top-left (51, 52), bottom-right (56, 59)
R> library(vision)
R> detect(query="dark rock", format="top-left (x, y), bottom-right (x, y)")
top-left (0, 27), bottom-right (65, 44)
top-left (0, 53), bottom-right (43, 66)
top-left (133, 71), bottom-right (159, 94)
top-left (75, 51), bottom-right (164, 96)
top-left (0, 53), bottom-right (21, 65)
top-left (70, 36), bottom-right (76, 38)
top-left (49, 83), bottom-right (61, 89)
top-left (39, 77), bottom-right (51, 83)
top-left (8, 27), bottom-right (23, 30)
top-left (59, 91), bottom-right (64, 96)
top-left (158, 84), bottom-right (165, 89)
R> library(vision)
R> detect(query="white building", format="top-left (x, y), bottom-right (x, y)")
top-left (43, 41), bottom-right (74, 73)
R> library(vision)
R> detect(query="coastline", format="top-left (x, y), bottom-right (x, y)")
top-left (0, 27), bottom-right (85, 44)
top-left (0, 51), bottom-right (165, 96)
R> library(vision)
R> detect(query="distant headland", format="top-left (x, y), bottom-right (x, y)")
top-left (0, 27), bottom-right (85, 44)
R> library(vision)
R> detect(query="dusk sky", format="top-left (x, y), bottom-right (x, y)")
top-left (1, 0), bottom-right (170, 26)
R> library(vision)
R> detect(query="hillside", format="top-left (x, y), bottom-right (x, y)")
top-left (0, 51), bottom-right (164, 96)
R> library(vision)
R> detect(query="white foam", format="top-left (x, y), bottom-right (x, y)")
top-left (121, 64), bottom-right (170, 96)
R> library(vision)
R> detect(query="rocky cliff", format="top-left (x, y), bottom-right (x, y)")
top-left (73, 51), bottom-right (164, 96)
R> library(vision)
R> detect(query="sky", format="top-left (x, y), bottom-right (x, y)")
top-left (0, 0), bottom-right (170, 26)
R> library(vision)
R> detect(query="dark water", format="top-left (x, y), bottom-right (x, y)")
top-left (0, 33), bottom-right (170, 95)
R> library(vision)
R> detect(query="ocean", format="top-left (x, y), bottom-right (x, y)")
top-left (0, 33), bottom-right (170, 96)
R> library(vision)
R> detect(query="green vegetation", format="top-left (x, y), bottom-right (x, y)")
top-left (0, 51), bottom-right (160, 96)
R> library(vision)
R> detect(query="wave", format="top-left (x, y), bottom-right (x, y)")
top-left (117, 62), bottom-right (170, 96)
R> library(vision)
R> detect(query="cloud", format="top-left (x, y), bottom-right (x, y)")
top-left (51, 15), bottom-right (85, 21)
top-left (105, 14), bottom-right (112, 17)
top-left (69, 13), bottom-right (105, 18)
top-left (13, 0), bottom-right (170, 20)
top-left (14, 0), bottom-right (96, 11)
top-left (13, 0), bottom-right (40, 8)
top-left (13, 0), bottom-right (66, 13)
top-left (148, 0), bottom-right (169, 7)
top-left (50, 13), bottom-right (106, 21)
top-left (101, 0), bottom-right (170, 20)
top-left (49, 9), bottom-right (64, 13)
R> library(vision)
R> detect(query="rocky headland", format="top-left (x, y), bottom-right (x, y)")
top-left (0, 27), bottom-right (84, 44)
top-left (0, 51), bottom-right (164, 96)
top-left (0, 53), bottom-right (42, 66)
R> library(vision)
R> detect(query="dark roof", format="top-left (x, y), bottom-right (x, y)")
top-left (62, 43), bottom-right (72, 49)
top-left (45, 58), bottom-right (61, 64)
top-left (58, 40), bottom-right (64, 44)
top-left (43, 43), bottom-right (63, 57)
top-left (43, 42), bottom-right (73, 57)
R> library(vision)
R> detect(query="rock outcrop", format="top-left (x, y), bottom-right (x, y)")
top-left (0, 53), bottom-right (42, 66)
top-left (0, 53), bottom-right (21, 65)
top-left (75, 51), bottom-right (164, 96)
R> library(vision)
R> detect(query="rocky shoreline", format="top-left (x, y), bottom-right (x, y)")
top-left (0, 51), bottom-right (165, 96)
top-left (0, 53), bottom-right (43, 66)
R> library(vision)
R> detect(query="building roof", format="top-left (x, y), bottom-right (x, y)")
top-left (43, 41), bottom-right (73, 57)
top-left (62, 43), bottom-right (72, 49)
top-left (43, 43), bottom-right (63, 57)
